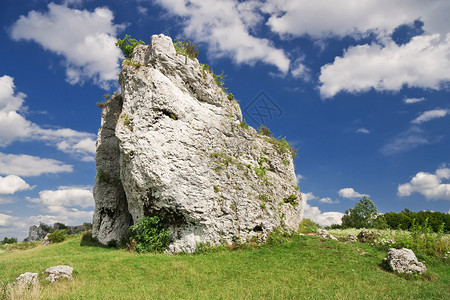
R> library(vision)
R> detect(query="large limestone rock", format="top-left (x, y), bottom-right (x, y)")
top-left (386, 248), bottom-right (427, 274)
top-left (93, 34), bottom-right (303, 253)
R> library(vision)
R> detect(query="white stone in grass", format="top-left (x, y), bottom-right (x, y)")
top-left (386, 248), bottom-right (427, 274)
top-left (15, 272), bottom-right (38, 287)
top-left (316, 229), bottom-right (338, 240)
top-left (45, 265), bottom-right (74, 283)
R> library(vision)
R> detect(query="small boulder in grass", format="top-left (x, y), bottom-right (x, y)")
top-left (386, 248), bottom-right (427, 275)
top-left (15, 272), bottom-right (38, 287)
top-left (347, 234), bottom-right (358, 242)
top-left (357, 229), bottom-right (381, 243)
top-left (44, 265), bottom-right (74, 283)
top-left (316, 229), bottom-right (338, 240)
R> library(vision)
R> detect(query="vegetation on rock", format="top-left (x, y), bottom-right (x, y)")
top-left (116, 34), bottom-right (145, 58)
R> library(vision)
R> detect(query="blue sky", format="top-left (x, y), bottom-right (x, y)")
top-left (1, 0), bottom-right (449, 240)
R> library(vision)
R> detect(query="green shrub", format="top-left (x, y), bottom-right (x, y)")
top-left (80, 230), bottom-right (99, 246)
top-left (298, 219), bottom-right (321, 233)
top-left (174, 39), bottom-right (199, 64)
top-left (227, 93), bottom-right (234, 100)
top-left (127, 216), bottom-right (171, 253)
top-left (240, 120), bottom-right (249, 130)
top-left (116, 35), bottom-right (145, 58)
top-left (254, 157), bottom-right (266, 179)
top-left (47, 229), bottom-right (68, 244)
top-left (258, 125), bottom-right (271, 136)
top-left (1, 237), bottom-right (17, 245)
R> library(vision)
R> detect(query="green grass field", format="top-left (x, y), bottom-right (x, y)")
top-left (1, 233), bottom-right (449, 299)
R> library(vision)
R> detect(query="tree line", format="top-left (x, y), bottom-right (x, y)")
top-left (330, 196), bottom-right (449, 233)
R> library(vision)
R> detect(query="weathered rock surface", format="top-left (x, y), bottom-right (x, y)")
top-left (316, 229), bottom-right (338, 240)
top-left (24, 223), bottom-right (49, 242)
top-left (386, 248), bottom-right (427, 274)
top-left (93, 34), bottom-right (303, 252)
top-left (45, 265), bottom-right (74, 283)
top-left (15, 272), bottom-right (38, 287)
top-left (357, 229), bottom-right (381, 243)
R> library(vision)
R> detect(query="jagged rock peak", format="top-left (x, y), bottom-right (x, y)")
top-left (92, 34), bottom-right (303, 253)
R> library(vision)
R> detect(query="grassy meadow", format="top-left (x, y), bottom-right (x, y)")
top-left (1, 231), bottom-right (449, 299)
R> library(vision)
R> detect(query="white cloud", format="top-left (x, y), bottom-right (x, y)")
top-left (0, 75), bottom-right (96, 161)
top-left (319, 34), bottom-right (450, 98)
top-left (318, 197), bottom-right (339, 204)
top-left (338, 188), bottom-right (367, 199)
top-left (301, 192), bottom-right (316, 202)
top-left (291, 57), bottom-right (310, 81)
top-left (411, 108), bottom-right (449, 124)
top-left (10, 3), bottom-right (123, 88)
top-left (404, 97), bottom-right (425, 104)
top-left (262, 0), bottom-right (450, 38)
top-left (296, 174), bottom-right (304, 182)
top-left (0, 153), bottom-right (72, 176)
top-left (154, 0), bottom-right (290, 74)
top-left (30, 186), bottom-right (94, 209)
top-left (356, 128), bottom-right (370, 134)
top-left (301, 192), bottom-right (343, 226)
top-left (0, 175), bottom-right (33, 194)
top-left (380, 127), bottom-right (435, 155)
top-left (137, 6), bottom-right (148, 15)
top-left (398, 166), bottom-right (450, 201)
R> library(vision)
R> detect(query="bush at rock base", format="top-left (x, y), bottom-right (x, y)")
top-left (47, 230), bottom-right (68, 244)
top-left (126, 216), bottom-right (171, 253)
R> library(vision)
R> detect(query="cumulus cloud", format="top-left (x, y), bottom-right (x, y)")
top-left (380, 127), bottom-right (432, 155)
top-left (154, 0), bottom-right (290, 74)
top-left (10, 3), bottom-right (123, 88)
top-left (319, 34), bottom-right (450, 98)
top-left (338, 188), bottom-right (367, 199)
top-left (398, 166), bottom-right (450, 201)
top-left (318, 197), bottom-right (339, 204)
top-left (411, 109), bottom-right (449, 124)
top-left (30, 186), bottom-right (94, 209)
top-left (296, 174), bottom-right (304, 182)
top-left (404, 97), bottom-right (425, 104)
top-left (301, 192), bottom-right (343, 226)
top-left (356, 128), bottom-right (370, 134)
top-left (0, 153), bottom-right (72, 176)
top-left (262, 0), bottom-right (450, 38)
top-left (0, 175), bottom-right (33, 194)
top-left (0, 75), bottom-right (96, 160)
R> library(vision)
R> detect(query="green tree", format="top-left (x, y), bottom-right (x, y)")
top-left (341, 196), bottom-right (379, 229)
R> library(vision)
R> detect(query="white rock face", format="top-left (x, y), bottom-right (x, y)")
top-left (93, 34), bottom-right (303, 253)
top-left (386, 248), bottom-right (427, 274)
